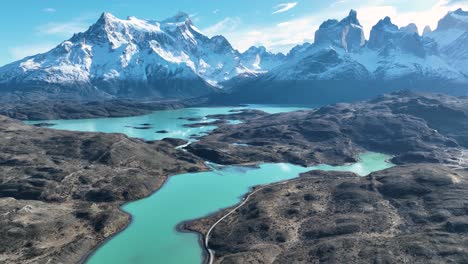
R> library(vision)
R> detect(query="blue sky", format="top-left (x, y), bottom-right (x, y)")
top-left (1, 0), bottom-right (467, 66)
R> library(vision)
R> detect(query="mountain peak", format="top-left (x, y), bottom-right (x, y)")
top-left (97, 12), bottom-right (117, 24)
top-left (383, 16), bottom-right (392, 24)
top-left (162, 12), bottom-right (192, 24)
top-left (82, 12), bottom-right (120, 42)
top-left (453, 8), bottom-right (467, 16)
top-left (448, 8), bottom-right (468, 22)
top-left (374, 16), bottom-right (398, 31)
top-left (369, 17), bottom-right (425, 57)
top-left (436, 8), bottom-right (468, 31)
top-left (209, 35), bottom-right (234, 52)
top-left (245, 46), bottom-right (267, 53)
top-left (401, 23), bottom-right (419, 35)
top-left (341, 9), bottom-right (360, 25)
top-left (315, 9), bottom-right (365, 52)
top-left (422, 25), bottom-right (432, 36)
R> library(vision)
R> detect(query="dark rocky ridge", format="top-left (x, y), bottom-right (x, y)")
top-left (0, 98), bottom-right (208, 121)
top-left (183, 91), bottom-right (468, 264)
top-left (2, 91), bottom-right (468, 263)
top-left (186, 165), bottom-right (468, 263)
top-left (187, 92), bottom-right (468, 167)
top-left (0, 115), bottom-right (207, 263)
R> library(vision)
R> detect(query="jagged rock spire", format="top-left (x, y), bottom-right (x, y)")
top-left (314, 9), bottom-right (365, 52)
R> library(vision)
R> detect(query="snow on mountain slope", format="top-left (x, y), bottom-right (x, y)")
top-left (368, 17), bottom-right (425, 58)
top-left (427, 8), bottom-right (468, 48)
top-left (0, 12), bottom-right (284, 99)
top-left (425, 8), bottom-right (468, 77)
top-left (314, 10), bottom-right (366, 52)
top-left (258, 9), bottom-right (467, 84)
top-left (0, 9), bottom-right (466, 102)
top-left (239, 46), bottom-right (286, 72)
top-left (442, 31), bottom-right (468, 76)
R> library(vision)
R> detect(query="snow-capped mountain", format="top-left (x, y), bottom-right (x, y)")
top-left (0, 12), bottom-right (283, 100)
top-left (239, 46), bottom-right (286, 72)
top-left (314, 10), bottom-right (366, 52)
top-left (427, 8), bottom-right (468, 49)
top-left (220, 9), bottom-right (468, 104)
top-left (0, 9), bottom-right (467, 102)
top-left (426, 8), bottom-right (468, 76)
top-left (260, 10), bottom-right (465, 82)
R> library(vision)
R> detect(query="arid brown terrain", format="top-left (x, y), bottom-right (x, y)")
top-left (2, 91), bottom-right (468, 263)
top-left (186, 165), bottom-right (468, 263)
top-left (0, 98), bottom-right (206, 121)
top-left (0, 116), bottom-right (207, 264)
top-left (187, 92), bottom-right (468, 167)
top-left (184, 92), bottom-right (468, 264)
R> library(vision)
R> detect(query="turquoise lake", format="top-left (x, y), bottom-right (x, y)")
top-left (28, 105), bottom-right (393, 264)
top-left (27, 105), bottom-right (309, 142)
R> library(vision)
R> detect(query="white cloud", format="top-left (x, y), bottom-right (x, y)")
top-left (272, 2), bottom-right (298, 14)
top-left (38, 21), bottom-right (88, 36)
top-left (42, 8), bottom-right (56, 13)
top-left (356, 0), bottom-right (468, 38)
top-left (445, 0), bottom-right (468, 5)
top-left (36, 14), bottom-right (96, 37)
top-left (203, 9), bottom-right (343, 53)
top-left (202, 17), bottom-right (241, 36)
top-left (201, 0), bottom-right (467, 54)
top-left (189, 13), bottom-right (200, 23)
top-left (9, 43), bottom-right (56, 60)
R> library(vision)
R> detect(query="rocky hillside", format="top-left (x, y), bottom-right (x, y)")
top-left (0, 116), bottom-right (206, 263)
top-left (188, 91), bottom-right (468, 167)
top-left (184, 92), bottom-right (468, 264)
top-left (187, 165), bottom-right (468, 263)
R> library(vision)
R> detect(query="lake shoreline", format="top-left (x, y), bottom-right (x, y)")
top-left (79, 161), bottom-right (213, 264)
top-left (0, 114), bottom-right (209, 264)
top-left (179, 177), bottom-right (305, 264)
top-left (80, 161), bottom-right (298, 264)
top-left (179, 154), bottom-right (394, 264)
top-left (0, 97), bottom-right (249, 121)
top-left (188, 164), bottom-right (468, 263)
top-left (5, 92), bottom-right (468, 264)
top-left (85, 152), bottom-right (392, 263)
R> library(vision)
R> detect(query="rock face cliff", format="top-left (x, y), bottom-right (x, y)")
top-left (368, 17), bottom-right (426, 58)
top-left (0, 12), bottom-right (283, 101)
top-left (0, 9), bottom-right (467, 103)
top-left (314, 10), bottom-right (366, 52)
top-left (218, 9), bottom-right (468, 104)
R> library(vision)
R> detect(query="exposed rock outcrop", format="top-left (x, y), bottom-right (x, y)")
top-left (188, 92), bottom-right (467, 167)
top-left (186, 165), bottom-right (468, 263)
top-left (0, 115), bottom-right (206, 263)
top-left (314, 10), bottom-right (366, 52)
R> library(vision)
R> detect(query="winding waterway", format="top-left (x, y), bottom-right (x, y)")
top-left (28, 105), bottom-right (393, 264)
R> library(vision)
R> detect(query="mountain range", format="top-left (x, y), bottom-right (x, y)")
top-left (0, 9), bottom-right (467, 103)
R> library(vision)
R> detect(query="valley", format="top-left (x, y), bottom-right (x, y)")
top-left (1, 92), bottom-right (468, 263)
top-left (0, 3), bottom-right (467, 264)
